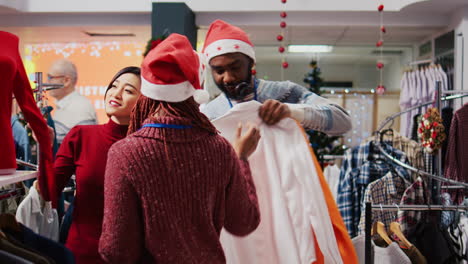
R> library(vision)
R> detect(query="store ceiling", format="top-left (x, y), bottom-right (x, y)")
top-left (0, 0), bottom-right (466, 65)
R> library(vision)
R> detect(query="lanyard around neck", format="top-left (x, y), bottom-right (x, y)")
top-left (226, 78), bottom-right (259, 108)
top-left (141, 123), bottom-right (192, 129)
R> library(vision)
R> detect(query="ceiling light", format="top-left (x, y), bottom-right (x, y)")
top-left (288, 45), bottom-right (333, 53)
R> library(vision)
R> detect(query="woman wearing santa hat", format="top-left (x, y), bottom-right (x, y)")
top-left (50, 66), bottom-right (141, 263)
top-left (99, 33), bottom-right (261, 263)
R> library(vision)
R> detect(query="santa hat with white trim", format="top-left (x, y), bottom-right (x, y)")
top-left (141, 33), bottom-right (209, 104)
top-left (202, 19), bottom-right (256, 63)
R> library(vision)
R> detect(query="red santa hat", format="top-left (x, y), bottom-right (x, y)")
top-left (202, 19), bottom-right (256, 63)
top-left (141, 33), bottom-right (209, 104)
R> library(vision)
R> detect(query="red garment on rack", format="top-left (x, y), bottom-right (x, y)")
top-left (0, 31), bottom-right (53, 201)
top-left (444, 103), bottom-right (468, 203)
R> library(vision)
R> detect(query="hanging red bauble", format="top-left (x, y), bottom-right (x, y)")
top-left (376, 40), bottom-right (383, 47)
top-left (277, 35), bottom-right (284, 41)
top-left (252, 69), bottom-right (257, 75)
top-left (376, 85), bottom-right (386, 95)
top-left (282, 61), bottom-right (289, 68)
top-left (381, 26), bottom-right (386, 33)
top-left (377, 62), bottom-right (384, 69)
top-left (378, 5), bottom-right (384, 12)
top-left (280, 12), bottom-right (287, 18)
top-left (278, 46), bottom-right (285, 53)
top-left (281, 0), bottom-right (287, 3)
top-left (280, 21), bottom-right (287, 28)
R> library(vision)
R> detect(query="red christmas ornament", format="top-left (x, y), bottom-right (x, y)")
top-left (281, 0), bottom-right (287, 3)
top-left (280, 12), bottom-right (287, 18)
top-left (381, 26), bottom-right (386, 33)
top-left (377, 62), bottom-right (384, 69)
top-left (282, 61), bottom-right (289, 68)
top-left (376, 40), bottom-right (383, 47)
top-left (280, 21), bottom-right (287, 28)
top-left (252, 69), bottom-right (257, 75)
top-left (278, 46), bottom-right (285, 53)
top-left (378, 4), bottom-right (384, 12)
top-left (276, 35), bottom-right (284, 41)
top-left (376, 85), bottom-right (386, 95)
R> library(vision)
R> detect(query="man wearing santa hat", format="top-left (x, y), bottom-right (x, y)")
top-left (201, 20), bottom-right (352, 136)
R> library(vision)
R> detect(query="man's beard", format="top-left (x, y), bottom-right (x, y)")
top-left (215, 71), bottom-right (253, 101)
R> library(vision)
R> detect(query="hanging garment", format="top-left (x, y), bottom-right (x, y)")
top-left (324, 164), bottom-right (340, 200)
top-left (308, 150), bottom-right (357, 264)
top-left (213, 101), bottom-right (346, 264)
top-left (2, 223), bottom-right (75, 264)
top-left (352, 235), bottom-right (411, 264)
top-left (408, 217), bottom-right (455, 264)
top-left (441, 107), bottom-right (454, 170)
top-left (399, 72), bottom-right (411, 138)
top-left (396, 177), bottom-right (429, 235)
top-left (357, 171), bottom-right (411, 235)
top-left (16, 186), bottom-right (59, 241)
top-left (337, 142), bottom-right (410, 237)
top-left (0, 249), bottom-right (34, 263)
top-left (444, 104), bottom-right (468, 203)
top-left (11, 115), bottom-right (31, 165)
top-left (0, 31), bottom-right (54, 203)
top-left (0, 237), bottom-right (51, 264)
top-left (364, 131), bottom-right (424, 180)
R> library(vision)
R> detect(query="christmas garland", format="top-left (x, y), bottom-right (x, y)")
top-left (142, 34), bottom-right (168, 57)
top-left (417, 107), bottom-right (446, 153)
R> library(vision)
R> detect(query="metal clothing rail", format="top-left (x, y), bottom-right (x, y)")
top-left (321, 154), bottom-right (345, 160)
top-left (16, 159), bottom-right (38, 170)
top-left (364, 202), bottom-right (468, 264)
top-left (376, 82), bottom-right (468, 188)
top-left (377, 93), bottom-right (468, 132)
top-left (408, 59), bottom-right (432, 66)
top-left (374, 141), bottom-right (468, 188)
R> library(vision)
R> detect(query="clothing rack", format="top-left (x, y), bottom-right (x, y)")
top-left (321, 154), bottom-right (345, 160)
top-left (15, 159), bottom-right (38, 170)
top-left (364, 202), bottom-right (468, 264)
top-left (376, 82), bottom-right (468, 187)
top-left (408, 59), bottom-right (432, 66)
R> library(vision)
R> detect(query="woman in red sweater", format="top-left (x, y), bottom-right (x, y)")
top-left (99, 34), bottom-right (261, 263)
top-left (52, 66), bottom-right (141, 263)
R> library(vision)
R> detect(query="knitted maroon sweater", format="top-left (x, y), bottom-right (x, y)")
top-left (99, 116), bottom-right (260, 263)
top-left (444, 104), bottom-right (468, 203)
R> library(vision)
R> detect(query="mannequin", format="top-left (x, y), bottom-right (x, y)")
top-left (0, 31), bottom-right (54, 202)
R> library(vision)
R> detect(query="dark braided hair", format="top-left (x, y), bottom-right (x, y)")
top-left (128, 96), bottom-right (217, 135)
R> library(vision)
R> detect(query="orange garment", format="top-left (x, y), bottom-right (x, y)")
top-left (298, 125), bottom-right (358, 264)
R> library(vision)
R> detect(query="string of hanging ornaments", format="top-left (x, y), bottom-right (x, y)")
top-left (277, 0), bottom-right (288, 80)
top-left (376, 3), bottom-right (386, 95)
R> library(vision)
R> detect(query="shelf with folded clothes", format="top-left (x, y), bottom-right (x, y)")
top-left (0, 171), bottom-right (38, 188)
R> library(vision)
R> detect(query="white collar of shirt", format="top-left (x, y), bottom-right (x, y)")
top-left (56, 90), bottom-right (79, 110)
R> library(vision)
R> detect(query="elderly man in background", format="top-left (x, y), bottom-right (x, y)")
top-left (47, 59), bottom-right (96, 145)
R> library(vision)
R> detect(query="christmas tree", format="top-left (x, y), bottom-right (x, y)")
top-left (303, 61), bottom-right (347, 166)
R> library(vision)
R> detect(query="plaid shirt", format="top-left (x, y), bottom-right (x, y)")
top-left (357, 171), bottom-right (411, 235)
top-left (395, 177), bottom-right (428, 235)
top-left (365, 132), bottom-right (424, 180)
top-left (337, 141), bottom-right (411, 237)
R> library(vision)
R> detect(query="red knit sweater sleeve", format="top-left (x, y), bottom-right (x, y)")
top-left (99, 145), bottom-right (144, 263)
top-left (53, 127), bottom-right (80, 204)
top-left (224, 148), bottom-right (260, 237)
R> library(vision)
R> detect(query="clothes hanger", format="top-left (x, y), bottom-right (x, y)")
top-left (388, 222), bottom-right (412, 249)
top-left (371, 221), bottom-right (393, 245)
